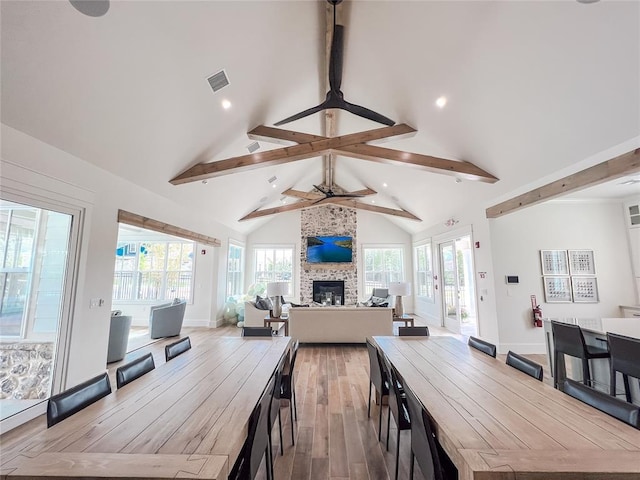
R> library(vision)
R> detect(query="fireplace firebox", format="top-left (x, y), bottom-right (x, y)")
top-left (312, 280), bottom-right (345, 305)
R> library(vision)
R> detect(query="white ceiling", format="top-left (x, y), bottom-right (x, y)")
top-left (2, 0), bottom-right (639, 234)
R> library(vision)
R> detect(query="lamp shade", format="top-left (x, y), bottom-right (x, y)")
top-left (388, 282), bottom-right (411, 296)
top-left (267, 281), bottom-right (289, 297)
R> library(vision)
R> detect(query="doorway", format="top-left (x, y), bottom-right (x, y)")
top-left (439, 235), bottom-right (477, 336)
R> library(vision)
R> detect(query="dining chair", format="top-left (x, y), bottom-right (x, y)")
top-left (607, 332), bottom-right (640, 403)
top-left (268, 356), bottom-right (286, 458)
top-left (551, 321), bottom-right (609, 389)
top-left (383, 356), bottom-right (411, 480)
top-left (398, 326), bottom-right (430, 336)
top-left (242, 326), bottom-right (274, 337)
top-left (366, 339), bottom-right (389, 442)
top-left (47, 372), bottom-right (111, 428)
top-left (280, 340), bottom-right (299, 446)
top-left (230, 373), bottom-right (277, 480)
top-left (164, 336), bottom-right (192, 361)
top-left (468, 336), bottom-right (497, 358)
top-left (404, 381), bottom-right (449, 480)
top-left (116, 352), bottom-right (156, 389)
top-left (505, 351), bottom-right (543, 381)
top-left (563, 379), bottom-right (640, 429)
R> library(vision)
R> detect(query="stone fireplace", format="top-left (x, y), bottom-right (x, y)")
top-left (312, 280), bottom-right (345, 305)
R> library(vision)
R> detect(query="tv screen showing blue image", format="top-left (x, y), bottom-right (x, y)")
top-left (307, 236), bottom-right (353, 263)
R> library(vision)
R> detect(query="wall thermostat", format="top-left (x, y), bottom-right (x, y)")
top-left (505, 275), bottom-right (519, 284)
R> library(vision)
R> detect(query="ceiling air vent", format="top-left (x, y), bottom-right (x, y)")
top-left (207, 70), bottom-right (230, 93)
top-left (247, 142), bottom-right (260, 153)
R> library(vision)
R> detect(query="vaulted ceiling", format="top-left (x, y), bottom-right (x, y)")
top-left (2, 1), bottom-right (639, 234)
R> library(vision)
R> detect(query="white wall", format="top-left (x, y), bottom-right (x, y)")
top-left (490, 200), bottom-right (636, 354)
top-left (1, 124), bottom-right (244, 388)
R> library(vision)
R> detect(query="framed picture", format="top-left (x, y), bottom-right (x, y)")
top-left (540, 250), bottom-right (569, 275)
top-left (572, 276), bottom-right (599, 303)
top-left (543, 276), bottom-right (572, 303)
top-left (568, 250), bottom-right (595, 275)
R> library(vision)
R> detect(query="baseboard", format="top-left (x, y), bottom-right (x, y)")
top-left (498, 343), bottom-right (546, 355)
top-left (183, 319), bottom-right (211, 328)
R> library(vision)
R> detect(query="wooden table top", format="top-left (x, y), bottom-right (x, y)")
top-left (371, 335), bottom-right (640, 480)
top-left (0, 336), bottom-right (291, 480)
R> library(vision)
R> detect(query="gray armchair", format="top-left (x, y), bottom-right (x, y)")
top-left (107, 313), bottom-right (132, 363)
top-left (365, 288), bottom-right (391, 306)
top-left (149, 300), bottom-right (187, 339)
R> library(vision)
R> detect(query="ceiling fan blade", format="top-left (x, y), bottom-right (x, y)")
top-left (329, 25), bottom-right (344, 92)
top-left (342, 99), bottom-right (395, 126)
top-left (274, 102), bottom-right (326, 126)
top-left (313, 184), bottom-right (329, 195)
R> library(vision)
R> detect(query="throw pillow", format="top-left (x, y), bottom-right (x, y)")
top-left (255, 296), bottom-right (273, 310)
top-left (371, 295), bottom-right (388, 306)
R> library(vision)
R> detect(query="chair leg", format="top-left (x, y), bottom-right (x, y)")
top-left (582, 358), bottom-right (591, 387)
top-left (378, 398), bottom-right (383, 442)
top-left (623, 374), bottom-right (632, 403)
top-left (410, 451), bottom-right (414, 480)
top-left (394, 428), bottom-right (400, 480)
top-left (610, 366), bottom-right (617, 397)
top-left (386, 408), bottom-right (391, 451)
top-left (290, 402), bottom-right (295, 446)
top-left (278, 409), bottom-right (284, 455)
top-left (553, 351), bottom-right (560, 389)
top-left (368, 383), bottom-right (372, 418)
top-left (265, 445), bottom-right (273, 480)
top-left (292, 375), bottom-right (297, 421)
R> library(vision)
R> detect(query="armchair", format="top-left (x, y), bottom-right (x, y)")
top-left (149, 300), bottom-right (186, 339)
top-left (107, 313), bottom-right (132, 363)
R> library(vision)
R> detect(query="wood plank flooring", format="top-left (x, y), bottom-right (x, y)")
top-left (5, 323), bottom-right (555, 480)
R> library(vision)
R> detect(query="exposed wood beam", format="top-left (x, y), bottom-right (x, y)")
top-left (239, 200), bottom-right (317, 222)
top-left (117, 210), bottom-right (221, 247)
top-left (247, 126), bottom-right (324, 145)
top-left (248, 124), bottom-right (415, 146)
top-left (171, 124), bottom-right (417, 184)
top-left (348, 187), bottom-right (377, 196)
top-left (281, 188), bottom-right (323, 200)
top-left (337, 144), bottom-right (498, 183)
top-left (323, 1), bottom-right (343, 186)
top-left (486, 148), bottom-right (640, 218)
top-left (332, 199), bottom-right (422, 221)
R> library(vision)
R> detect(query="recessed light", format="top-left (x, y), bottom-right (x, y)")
top-left (272, 184), bottom-right (277, 188)
top-left (221, 99), bottom-right (232, 110)
top-left (435, 96), bottom-right (447, 108)
top-left (371, 200), bottom-right (376, 204)
top-left (382, 183), bottom-right (388, 188)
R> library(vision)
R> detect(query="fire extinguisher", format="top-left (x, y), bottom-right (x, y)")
top-left (531, 295), bottom-right (543, 328)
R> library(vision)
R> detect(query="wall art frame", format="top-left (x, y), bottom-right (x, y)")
top-left (571, 276), bottom-right (599, 303)
top-left (540, 250), bottom-right (569, 275)
top-left (568, 249), bottom-right (596, 275)
top-left (543, 276), bottom-right (572, 303)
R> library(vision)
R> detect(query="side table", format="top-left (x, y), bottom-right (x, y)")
top-left (393, 314), bottom-right (414, 327)
top-left (264, 316), bottom-right (289, 336)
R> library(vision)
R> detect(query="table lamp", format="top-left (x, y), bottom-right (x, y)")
top-left (267, 281), bottom-right (289, 318)
top-left (388, 281), bottom-right (411, 317)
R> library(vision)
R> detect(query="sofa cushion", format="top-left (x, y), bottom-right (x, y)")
top-left (254, 296), bottom-right (272, 310)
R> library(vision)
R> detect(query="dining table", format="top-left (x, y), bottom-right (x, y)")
top-left (0, 335), bottom-right (291, 479)
top-left (372, 335), bottom-right (640, 480)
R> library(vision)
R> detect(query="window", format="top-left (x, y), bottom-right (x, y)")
top-left (362, 246), bottom-right (404, 294)
top-left (253, 246), bottom-right (294, 295)
top-left (227, 242), bottom-right (245, 298)
top-left (113, 240), bottom-right (194, 302)
top-left (414, 243), bottom-right (434, 301)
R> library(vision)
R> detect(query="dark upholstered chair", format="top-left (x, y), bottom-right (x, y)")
top-left (107, 313), bottom-right (132, 363)
top-left (242, 326), bottom-right (273, 337)
top-left (404, 382), bottom-right (453, 480)
top-left (366, 339), bottom-right (389, 441)
top-left (399, 326), bottom-right (430, 336)
top-left (47, 372), bottom-right (111, 428)
top-left (116, 353), bottom-right (155, 389)
top-left (280, 340), bottom-right (299, 446)
top-left (468, 336), bottom-right (497, 358)
top-left (607, 332), bottom-right (640, 403)
top-left (383, 357), bottom-right (411, 480)
top-left (506, 351), bottom-right (543, 381)
top-left (563, 379), bottom-right (640, 429)
top-left (269, 357), bottom-right (286, 458)
top-left (164, 336), bottom-right (191, 361)
top-left (551, 321), bottom-right (609, 389)
top-left (229, 373), bottom-right (277, 480)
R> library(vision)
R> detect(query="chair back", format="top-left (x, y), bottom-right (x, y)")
top-left (372, 288), bottom-right (389, 299)
top-left (468, 336), bottom-right (497, 358)
top-left (404, 382), bottom-right (444, 480)
top-left (165, 336), bottom-right (192, 361)
top-left (116, 353), bottom-right (156, 389)
top-left (607, 332), bottom-right (640, 379)
top-left (383, 356), bottom-right (410, 430)
top-left (47, 372), bottom-right (111, 428)
top-left (281, 340), bottom-right (299, 400)
top-left (107, 314), bottom-right (132, 363)
top-left (242, 326), bottom-right (273, 337)
top-left (506, 351), bottom-right (543, 381)
top-left (551, 321), bottom-right (588, 359)
top-left (563, 379), bottom-right (640, 429)
top-left (399, 326), bottom-right (430, 336)
top-left (366, 339), bottom-right (387, 394)
top-left (269, 357), bottom-right (285, 430)
top-left (249, 374), bottom-right (277, 479)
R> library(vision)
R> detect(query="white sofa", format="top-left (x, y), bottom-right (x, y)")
top-left (289, 306), bottom-right (392, 343)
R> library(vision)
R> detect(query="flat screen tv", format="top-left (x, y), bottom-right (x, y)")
top-left (307, 236), bottom-right (353, 263)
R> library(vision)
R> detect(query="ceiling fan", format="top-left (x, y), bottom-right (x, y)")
top-left (274, 0), bottom-right (395, 127)
top-left (311, 184), bottom-right (368, 204)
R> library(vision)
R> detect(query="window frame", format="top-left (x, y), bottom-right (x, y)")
top-left (226, 240), bottom-right (245, 298)
top-left (414, 242), bottom-right (435, 302)
top-left (361, 244), bottom-right (406, 295)
top-left (252, 244), bottom-right (295, 298)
